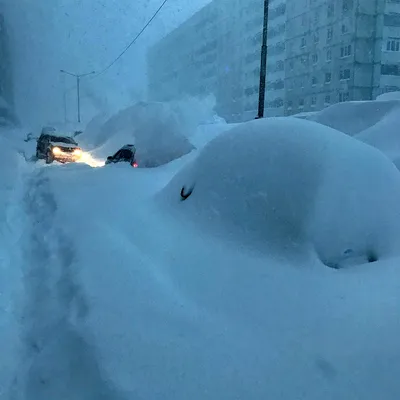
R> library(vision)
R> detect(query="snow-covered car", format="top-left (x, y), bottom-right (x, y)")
top-left (36, 133), bottom-right (83, 164)
top-left (105, 144), bottom-right (138, 167)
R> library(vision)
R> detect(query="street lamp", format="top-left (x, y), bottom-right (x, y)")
top-left (60, 69), bottom-right (95, 123)
top-left (257, 0), bottom-right (269, 119)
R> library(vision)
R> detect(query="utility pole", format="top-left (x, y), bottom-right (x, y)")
top-left (60, 69), bottom-right (95, 124)
top-left (257, 0), bottom-right (269, 119)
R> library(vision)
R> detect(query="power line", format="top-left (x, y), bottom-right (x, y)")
top-left (91, 0), bottom-right (169, 79)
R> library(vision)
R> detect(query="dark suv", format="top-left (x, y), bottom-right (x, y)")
top-left (36, 133), bottom-right (83, 164)
top-left (105, 144), bottom-right (138, 167)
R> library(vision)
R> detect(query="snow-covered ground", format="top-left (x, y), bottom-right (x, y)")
top-left (2, 98), bottom-right (400, 399)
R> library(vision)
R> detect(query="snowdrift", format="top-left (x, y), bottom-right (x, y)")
top-left (296, 99), bottom-right (400, 136)
top-left (295, 95), bottom-right (400, 170)
top-left (0, 134), bottom-right (26, 394)
top-left (46, 122), bottom-right (400, 399)
top-left (160, 117), bottom-right (400, 267)
top-left (81, 102), bottom-right (195, 166)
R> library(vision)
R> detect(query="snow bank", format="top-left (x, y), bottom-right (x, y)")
top-left (160, 117), bottom-right (400, 266)
top-left (295, 99), bottom-right (400, 136)
top-left (81, 101), bottom-right (195, 166)
top-left (376, 90), bottom-right (400, 101)
top-left (46, 128), bottom-right (400, 399)
top-left (0, 134), bottom-right (27, 394)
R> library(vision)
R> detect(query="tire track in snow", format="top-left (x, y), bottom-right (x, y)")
top-left (12, 168), bottom-right (125, 400)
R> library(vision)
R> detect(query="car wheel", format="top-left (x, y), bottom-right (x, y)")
top-left (45, 151), bottom-right (53, 164)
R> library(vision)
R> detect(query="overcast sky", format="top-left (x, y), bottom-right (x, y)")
top-left (3, 0), bottom-right (211, 128)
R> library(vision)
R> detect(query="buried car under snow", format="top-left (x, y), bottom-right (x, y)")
top-left (36, 132), bottom-right (83, 164)
top-left (105, 144), bottom-right (138, 167)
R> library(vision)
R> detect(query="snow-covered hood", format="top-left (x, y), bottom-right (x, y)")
top-left (50, 141), bottom-right (80, 149)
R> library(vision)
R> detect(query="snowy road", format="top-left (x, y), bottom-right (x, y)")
top-left (11, 168), bottom-right (124, 400)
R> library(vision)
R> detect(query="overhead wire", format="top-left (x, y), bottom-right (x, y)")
top-left (90, 0), bottom-right (170, 80)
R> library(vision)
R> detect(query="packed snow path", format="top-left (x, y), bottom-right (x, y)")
top-left (12, 168), bottom-right (124, 400)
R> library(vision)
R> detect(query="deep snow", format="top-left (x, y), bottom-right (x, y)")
top-left (2, 101), bottom-right (400, 399)
top-left (295, 94), bottom-right (400, 171)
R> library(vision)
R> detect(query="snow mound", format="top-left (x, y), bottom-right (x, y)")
top-left (82, 102), bottom-right (195, 166)
top-left (0, 135), bottom-right (26, 394)
top-left (376, 91), bottom-right (400, 101)
top-left (160, 117), bottom-right (400, 267)
top-left (295, 99), bottom-right (400, 136)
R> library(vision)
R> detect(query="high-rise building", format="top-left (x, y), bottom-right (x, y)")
top-left (284, 0), bottom-right (400, 116)
top-left (147, 0), bottom-right (284, 122)
top-left (148, 0), bottom-right (400, 121)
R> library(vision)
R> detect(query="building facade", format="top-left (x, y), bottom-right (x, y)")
top-left (148, 0), bottom-right (400, 121)
top-left (285, 0), bottom-right (400, 116)
top-left (147, 0), bottom-right (284, 122)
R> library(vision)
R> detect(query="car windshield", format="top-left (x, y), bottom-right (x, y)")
top-left (50, 136), bottom-right (76, 144)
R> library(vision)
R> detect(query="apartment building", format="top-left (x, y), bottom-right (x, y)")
top-left (285, 0), bottom-right (400, 116)
top-left (148, 0), bottom-right (243, 121)
top-left (380, 0), bottom-right (400, 94)
top-left (147, 0), bottom-right (286, 122)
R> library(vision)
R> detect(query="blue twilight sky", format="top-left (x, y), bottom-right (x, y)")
top-left (3, 0), bottom-right (211, 127)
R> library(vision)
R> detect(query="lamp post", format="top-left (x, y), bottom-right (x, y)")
top-left (257, 0), bottom-right (269, 119)
top-left (60, 69), bottom-right (95, 123)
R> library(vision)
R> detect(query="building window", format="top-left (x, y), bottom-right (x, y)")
top-left (326, 49), bottom-right (332, 61)
top-left (342, 24), bottom-right (349, 34)
top-left (312, 53), bottom-right (318, 64)
top-left (299, 98), bottom-right (305, 109)
top-left (327, 4), bottom-right (334, 18)
top-left (386, 38), bottom-right (400, 52)
top-left (311, 96), bottom-right (317, 107)
top-left (314, 10), bottom-right (319, 24)
top-left (340, 44), bottom-right (352, 57)
top-left (312, 76), bottom-right (318, 86)
top-left (301, 55), bottom-right (309, 65)
top-left (339, 92), bottom-right (350, 102)
top-left (339, 68), bottom-right (351, 80)
top-left (381, 64), bottom-right (400, 75)
top-left (324, 95), bottom-right (331, 105)
top-left (314, 31), bottom-right (319, 43)
top-left (383, 85), bottom-right (400, 93)
top-left (342, 0), bottom-right (353, 13)
top-left (289, 60), bottom-right (294, 70)
top-left (384, 14), bottom-right (400, 27)
top-left (301, 37), bottom-right (306, 48)
top-left (325, 72), bottom-right (332, 83)
top-left (327, 27), bottom-right (333, 42)
top-left (287, 100), bottom-right (293, 110)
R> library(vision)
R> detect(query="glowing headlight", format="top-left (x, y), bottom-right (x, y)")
top-left (52, 147), bottom-right (61, 154)
top-left (73, 148), bottom-right (82, 156)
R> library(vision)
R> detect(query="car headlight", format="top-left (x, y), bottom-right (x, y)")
top-left (73, 149), bottom-right (82, 156)
top-left (52, 147), bottom-right (61, 154)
